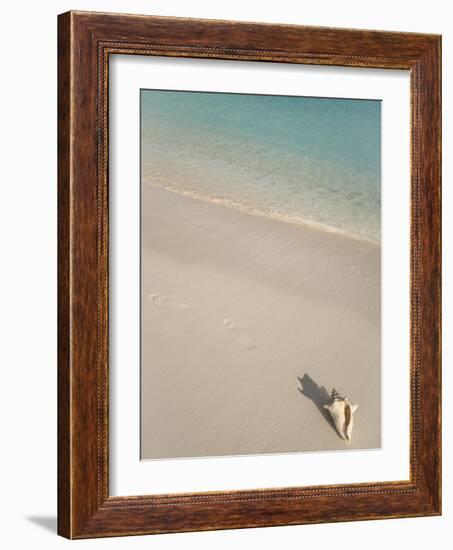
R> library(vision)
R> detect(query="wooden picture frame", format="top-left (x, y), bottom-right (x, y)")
top-left (58, 10), bottom-right (441, 539)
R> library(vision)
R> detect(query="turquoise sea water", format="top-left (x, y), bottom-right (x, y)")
top-left (141, 90), bottom-right (381, 243)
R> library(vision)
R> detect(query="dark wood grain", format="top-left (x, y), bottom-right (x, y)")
top-left (57, 10), bottom-right (441, 539)
top-left (57, 11), bottom-right (71, 538)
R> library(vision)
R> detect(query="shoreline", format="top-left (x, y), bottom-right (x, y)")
top-left (141, 183), bottom-right (381, 459)
top-left (143, 180), bottom-right (381, 247)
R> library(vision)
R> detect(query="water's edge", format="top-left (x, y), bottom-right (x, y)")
top-left (144, 180), bottom-right (381, 247)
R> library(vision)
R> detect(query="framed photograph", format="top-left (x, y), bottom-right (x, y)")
top-left (58, 11), bottom-right (441, 539)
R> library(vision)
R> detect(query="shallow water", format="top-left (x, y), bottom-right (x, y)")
top-left (141, 90), bottom-right (381, 243)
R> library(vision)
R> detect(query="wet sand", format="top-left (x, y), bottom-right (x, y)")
top-left (141, 184), bottom-right (381, 459)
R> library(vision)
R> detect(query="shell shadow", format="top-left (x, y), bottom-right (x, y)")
top-left (297, 374), bottom-right (337, 433)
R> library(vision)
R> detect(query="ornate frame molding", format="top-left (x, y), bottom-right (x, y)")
top-left (58, 11), bottom-right (441, 538)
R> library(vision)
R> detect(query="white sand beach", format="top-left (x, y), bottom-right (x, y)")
top-left (141, 183), bottom-right (381, 459)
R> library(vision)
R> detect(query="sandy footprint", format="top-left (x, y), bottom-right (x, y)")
top-left (148, 293), bottom-right (191, 311)
top-left (223, 316), bottom-right (256, 350)
top-left (148, 294), bottom-right (164, 307)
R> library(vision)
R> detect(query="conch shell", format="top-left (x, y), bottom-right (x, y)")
top-left (323, 388), bottom-right (358, 442)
